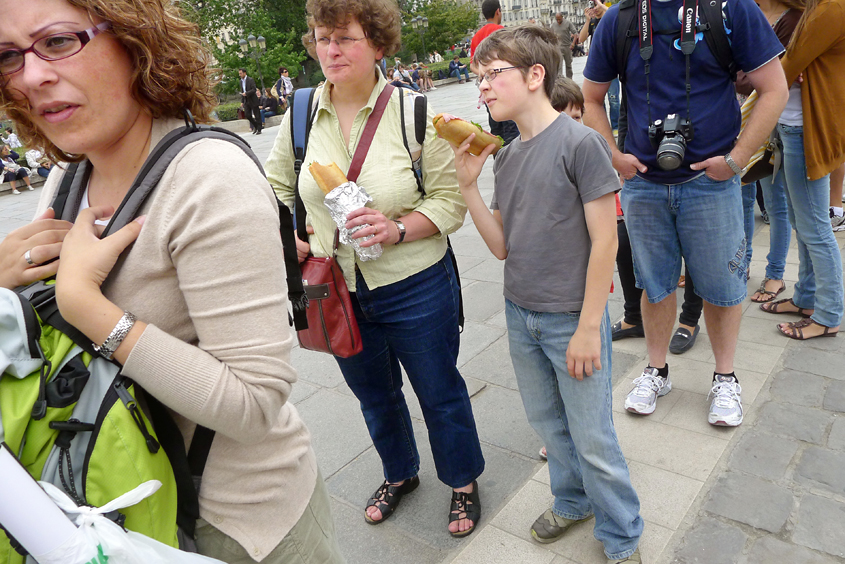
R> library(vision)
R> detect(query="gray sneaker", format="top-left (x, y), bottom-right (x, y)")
top-left (708, 374), bottom-right (743, 426)
top-left (830, 209), bottom-right (845, 232)
top-left (625, 367), bottom-right (671, 415)
top-left (530, 508), bottom-right (593, 544)
top-left (609, 548), bottom-right (642, 563)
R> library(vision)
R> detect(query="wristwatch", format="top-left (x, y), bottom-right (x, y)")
top-left (724, 153), bottom-right (742, 176)
top-left (94, 312), bottom-right (137, 360)
top-left (393, 220), bottom-right (406, 244)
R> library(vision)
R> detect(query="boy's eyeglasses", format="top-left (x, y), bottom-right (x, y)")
top-left (314, 36), bottom-right (367, 50)
top-left (475, 66), bottom-right (524, 87)
top-left (0, 22), bottom-right (111, 77)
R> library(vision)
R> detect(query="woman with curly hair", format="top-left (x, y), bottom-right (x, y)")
top-left (0, 0), bottom-right (343, 562)
top-left (266, 0), bottom-right (485, 538)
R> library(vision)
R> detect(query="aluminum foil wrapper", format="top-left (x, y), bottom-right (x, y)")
top-left (324, 181), bottom-right (383, 261)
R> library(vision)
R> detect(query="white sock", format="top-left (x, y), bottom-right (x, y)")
top-left (832, 206), bottom-right (844, 217)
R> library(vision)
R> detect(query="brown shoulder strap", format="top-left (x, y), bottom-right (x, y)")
top-left (347, 84), bottom-right (395, 182)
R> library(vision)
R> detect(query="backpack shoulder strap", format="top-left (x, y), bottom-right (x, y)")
top-left (615, 0), bottom-right (639, 84)
top-left (398, 88), bottom-right (427, 194)
top-left (50, 161), bottom-right (91, 223)
top-left (289, 87), bottom-right (318, 243)
top-left (699, 0), bottom-right (737, 81)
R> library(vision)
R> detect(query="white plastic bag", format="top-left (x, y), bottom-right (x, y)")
top-left (34, 480), bottom-right (225, 564)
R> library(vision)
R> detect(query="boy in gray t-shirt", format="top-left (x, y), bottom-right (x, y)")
top-left (448, 26), bottom-right (643, 563)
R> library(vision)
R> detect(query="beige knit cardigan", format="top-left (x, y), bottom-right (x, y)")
top-left (36, 118), bottom-right (318, 562)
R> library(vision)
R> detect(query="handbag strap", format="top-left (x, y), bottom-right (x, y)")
top-left (347, 84), bottom-right (395, 182)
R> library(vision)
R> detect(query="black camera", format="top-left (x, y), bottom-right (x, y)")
top-left (648, 114), bottom-right (694, 171)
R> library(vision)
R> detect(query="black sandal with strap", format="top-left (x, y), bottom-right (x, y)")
top-left (750, 278), bottom-right (786, 303)
top-left (778, 318), bottom-right (839, 340)
top-left (449, 480), bottom-right (481, 538)
top-left (759, 297), bottom-right (812, 317)
top-left (364, 476), bottom-right (420, 525)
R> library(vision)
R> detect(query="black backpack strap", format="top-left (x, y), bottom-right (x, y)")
top-left (698, 0), bottom-right (737, 81)
top-left (143, 393), bottom-right (205, 539)
top-left (278, 199), bottom-right (308, 330)
top-left (615, 0), bottom-right (638, 84)
top-left (414, 95), bottom-right (427, 148)
top-left (50, 162), bottom-right (86, 221)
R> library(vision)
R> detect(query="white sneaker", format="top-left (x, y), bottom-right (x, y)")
top-left (27, 185), bottom-right (34, 191)
top-left (625, 367), bottom-right (671, 415)
top-left (708, 375), bottom-right (743, 426)
top-left (831, 210), bottom-right (845, 232)
top-left (12, 189), bottom-right (20, 195)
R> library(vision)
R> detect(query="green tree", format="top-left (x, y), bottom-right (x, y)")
top-left (398, 0), bottom-right (480, 62)
top-left (179, 0), bottom-right (309, 96)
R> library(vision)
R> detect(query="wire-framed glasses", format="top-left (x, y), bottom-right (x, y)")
top-left (474, 66), bottom-right (524, 87)
top-left (0, 22), bottom-right (112, 77)
top-left (314, 36), bottom-right (368, 50)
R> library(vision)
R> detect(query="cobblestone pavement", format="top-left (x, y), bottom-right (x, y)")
top-left (2, 57), bottom-right (843, 564)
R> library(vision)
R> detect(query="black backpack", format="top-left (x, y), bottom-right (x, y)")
top-left (614, 0), bottom-right (737, 83)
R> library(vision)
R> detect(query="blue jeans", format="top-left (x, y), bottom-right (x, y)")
top-left (758, 168), bottom-right (792, 280)
top-left (260, 109), bottom-right (276, 123)
top-left (621, 173), bottom-right (747, 306)
top-left (608, 78), bottom-right (620, 131)
top-left (742, 181), bottom-right (756, 268)
top-left (450, 67), bottom-right (470, 81)
top-left (335, 253), bottom-right (485, 488)
top-left (505, 301), bottom-right (642, 560)
top-left (778, 124), bottom-right (844, 327)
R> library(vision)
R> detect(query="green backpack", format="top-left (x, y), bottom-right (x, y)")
top-left (0, 114), bottom-right (269, 564)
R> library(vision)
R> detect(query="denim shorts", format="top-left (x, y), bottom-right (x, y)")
top-left (620, 173), bottom-right (747, 307)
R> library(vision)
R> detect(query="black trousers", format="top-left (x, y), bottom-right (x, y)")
top-left (617, 220), bottom-right (703, 327)
top-left (245, 102), bottom-right (262, 132)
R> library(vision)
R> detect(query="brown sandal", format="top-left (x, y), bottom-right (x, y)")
top-left (750, 278), bottom-right (786, 303)
top-left (778, 318), bottom-right (838, 340)
top-left (759, 298), bottom-right (812, 317)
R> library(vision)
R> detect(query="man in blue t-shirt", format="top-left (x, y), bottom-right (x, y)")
top-left (582, 0), bottom-right (788, 428)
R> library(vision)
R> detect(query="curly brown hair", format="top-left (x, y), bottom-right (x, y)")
top-left (0, 0), bottom-right (218, 164)
top-left (302, 0), bottom-right (402, 60)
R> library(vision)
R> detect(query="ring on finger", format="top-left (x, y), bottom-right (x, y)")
top-left (24, 249), bottom-right (36, 266)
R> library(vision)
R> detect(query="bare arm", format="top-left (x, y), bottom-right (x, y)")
top-left (583, 79), bottom-right (647, 178)
top-left (691, 57), bottom-right (787, 179)
top-left (566, 192), bottom-right (618, 379)
top-left (578, 14), bottom-right (592, 45)
top-left (450, 133), bottom-right (507, 259)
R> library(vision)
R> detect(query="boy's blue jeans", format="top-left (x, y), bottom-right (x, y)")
top-left (450, 67), bottom-right (470, 81)
top-left (335, 253), bottom-right (485, 488)
top-left (505, 300), bottom-right (643, 559)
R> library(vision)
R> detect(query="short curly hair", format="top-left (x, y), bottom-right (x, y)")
top-left (302, 0), bottom-right (402, 60)
top-left (0, 0), bottom-right (218, 164)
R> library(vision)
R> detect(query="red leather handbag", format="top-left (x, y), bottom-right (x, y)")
top-left (294, 85), bottom-right (396, 358)
top-left (297, 232), bottom-right (363, 357)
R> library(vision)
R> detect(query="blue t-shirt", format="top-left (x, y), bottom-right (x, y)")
top-left (584, 0), bottom-right (783, 183)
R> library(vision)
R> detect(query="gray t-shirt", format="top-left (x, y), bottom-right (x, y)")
top-left (550, 19), bottom-right (577, 48)
top-left (491, 113), bottom-right (619, 313)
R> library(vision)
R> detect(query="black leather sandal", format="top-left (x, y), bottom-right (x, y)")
top-left (364, 476), bottom-right (420, 525)
top-left (449, 481), bottom-right (481, 538)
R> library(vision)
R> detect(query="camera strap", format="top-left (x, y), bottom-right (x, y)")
top-left (639, 0), bottom-right (698, 125)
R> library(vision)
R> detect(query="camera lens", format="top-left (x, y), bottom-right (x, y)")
top-left (657, 135), bottom-right (686, 171)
